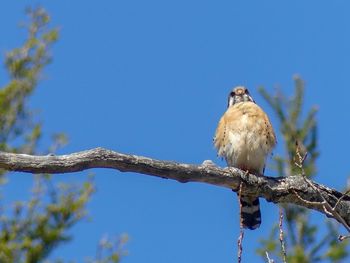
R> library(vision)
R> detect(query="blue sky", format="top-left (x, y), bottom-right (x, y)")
top-left (1, 1), bottom-right (350, 262)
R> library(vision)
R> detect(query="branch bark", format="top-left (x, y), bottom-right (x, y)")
top-left (0, 147), bottom-right (349, 228)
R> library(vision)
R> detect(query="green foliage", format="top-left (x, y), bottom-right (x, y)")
top-left (259, 77), bottom-right (318, 178)
top-left (0, 176), bottom-right (94, 263)
top-left (87, 234), bottom-right (128, 263)
top-left (1, 7), bottom-right (58, 155)
top-left (0, 7), bottom-right (124, 262)
top-left (257, 76), bottom-right (348, 262)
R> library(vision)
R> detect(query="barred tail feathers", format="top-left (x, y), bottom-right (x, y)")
top-left (239, 196), bottom-right (261, 230)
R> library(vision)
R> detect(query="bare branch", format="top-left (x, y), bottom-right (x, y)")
top-left (0, 148), bottom-right (350, 228)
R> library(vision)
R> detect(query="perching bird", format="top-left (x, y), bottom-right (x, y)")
top-left (214, 86), bottom-right (276, 230)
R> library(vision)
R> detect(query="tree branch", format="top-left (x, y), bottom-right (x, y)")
top-left (0, 147), bottom-right (349, 228)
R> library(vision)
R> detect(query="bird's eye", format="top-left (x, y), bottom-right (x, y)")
top-left (230, 91), bottom-right (235, 97)
top-left (245, 88), bottom-right (249, 94)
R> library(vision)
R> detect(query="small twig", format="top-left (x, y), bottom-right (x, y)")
top-left (265, 251), bottom-right (275, 263)
top-left (279, 208), bottom-right (287, 263)
top-left (336, 190), bottom-right (350, 241)
top-left (294, 141), bottom-right (308, 175)
top-left (321, 201), bottom-right (337, 218)
top-left (333, 189), bottom-right (350, 211)
top-left (292, 189), bottom-right (333, 217)
top-left (338, 235), bottom-right (350, 242)
top-left (237, 229), bottom-right (244, 263)
top-left (237, 182), bottom-right (244, 263)
top-left (292, 189), bottom-right (322, 206)
top-left (294, 143), bottom-right (350, 238)
top-left (299, 177), bottom-right (350, 233)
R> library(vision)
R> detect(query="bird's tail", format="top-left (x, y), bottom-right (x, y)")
top-left (239, 196), bottom-right (261, 230)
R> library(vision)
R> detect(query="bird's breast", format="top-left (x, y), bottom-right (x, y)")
top-left (214, 102), bottom-right (276, 173)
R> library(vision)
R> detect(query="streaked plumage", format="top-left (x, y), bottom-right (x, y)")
top-left (214, 86), bottom-right (276, 230)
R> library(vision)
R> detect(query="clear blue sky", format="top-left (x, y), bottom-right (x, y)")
top-left (1, 1), bottom-right (350, 262)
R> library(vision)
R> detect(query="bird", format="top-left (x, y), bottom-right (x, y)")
top-left (214, 86), bottom-right (276, 230)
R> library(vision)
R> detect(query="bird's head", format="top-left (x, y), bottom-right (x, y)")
top-left (227, 86), bottom-right (255, 107)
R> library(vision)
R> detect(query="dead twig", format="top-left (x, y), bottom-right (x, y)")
top-left (279, 208), bottom-right (287, 263)
top-left (333, 189), bottom-right (350, 211)
top-left (338, 235), bottom-right (350, 242)
top-left (265, 251), bottom-right (275, 263)
top-left (237, 182), bottom-right (244, 263)
top-left (294, 143), bottom-right (350, 239)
